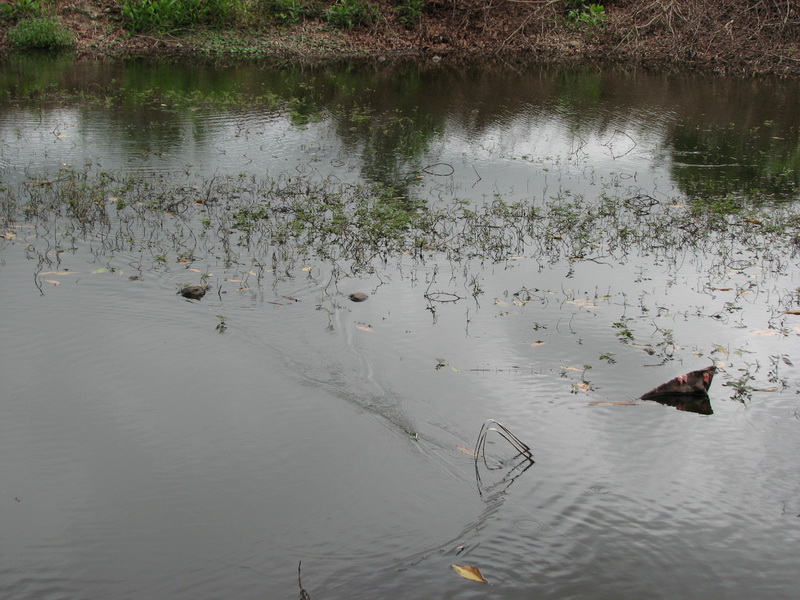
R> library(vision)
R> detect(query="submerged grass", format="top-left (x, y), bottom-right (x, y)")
top-left (6, 166), bottom-right (799, 276)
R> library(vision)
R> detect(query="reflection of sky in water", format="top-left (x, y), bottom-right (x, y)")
top-left (1, 103), bottom-right (675, 200)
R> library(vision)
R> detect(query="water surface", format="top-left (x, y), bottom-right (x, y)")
top-left (1, 57), bottom-right (799, 599)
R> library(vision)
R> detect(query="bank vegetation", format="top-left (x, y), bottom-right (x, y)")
top-left (0, 0), bottom-right (798, 75)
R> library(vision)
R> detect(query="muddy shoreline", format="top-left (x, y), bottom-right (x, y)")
top-left (1, 1), bottom-right (799, 77)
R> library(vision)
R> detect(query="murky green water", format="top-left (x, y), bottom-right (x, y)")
top-left (1, 56), bottom-right (799, 600)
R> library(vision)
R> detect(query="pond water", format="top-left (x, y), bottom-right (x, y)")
top-left (1, 56), bottom-right (799, 600)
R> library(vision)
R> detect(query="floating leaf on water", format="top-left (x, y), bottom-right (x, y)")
top-left (531, 341), bottom-right (547, 346)
top-left (450, 366), bottom-right (461, 373)
top-left (588, 400), bottom-right (637, 406)
top-left (1, 231), bottom-right (16, 239)
top-left (750, 329), bottom-right (780, 335)
top-left (43, 279), bottom-right (61, 286)
top-left (282, 296), bottom-right (300, 302)
top-left (456, 445), bottom-right (476, 457)
top-left (573, 382), bottom-right (592, 393)
top-left (451, 565), bottom-right (489, 584)
top-left (712, 287), bottom-right (734, 291)
top-left (752, 387), bottom-right (779, 392)
top-left (783, 310), bottom-right (800, 315)
top-left (226, 278), bottom-right (245, 283)
top-left (561, 366), bottom-right (584, 372)
top-left (91, 268), bottom-right (108, 274)
top-left (188, 268), bottom-right (202, 272)
top-left (494, 299), bottom-right (510, 307)
top-left (40, 271), bottom-right (70, 275)
top-left (355, 325), bottom-right (374, 332)
top-left (711, 344), bottom-right (729, 355)
top-left (301, 266), bottom-right (313, 272)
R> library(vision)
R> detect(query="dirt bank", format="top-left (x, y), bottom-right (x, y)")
top-left (2, 0), bottom-right (799, 76)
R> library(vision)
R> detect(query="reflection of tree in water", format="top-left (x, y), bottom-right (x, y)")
top-left (667, 122), bottom-right (800, 198)
top-left (334, 108), bottom-right (445, 194)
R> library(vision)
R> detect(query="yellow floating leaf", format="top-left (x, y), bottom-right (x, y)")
top-left (355, 325), bottom-right (374, 332)
top-left (1, 231), bottom-right (16, 239)
top-left (91, 268), bottom-right (108, 274)
top-left (561, 366), bottom-right (584, 372)
top-left (588, 401), bottom-right (637, 406)
top-left (188, 268), bottom-right (202, 272)
top-left (451, 565), bottom-right (489, 584)
top-left (750, 329), bottom-right (780, 335)
top-left (43, 279), bottom-right (60, 286)
top-left (456, 445), bottom-right (476, 457)
top-left (226, 278), bottom-right (245, 283)
top-left (494, 299), bottom-right (510, 307)
top-left (531, 341), bottom-right (547, 346)
top-left (40, 271), bottom-right (70, 275)
top-left (301, 266), bottom-right (313, 272)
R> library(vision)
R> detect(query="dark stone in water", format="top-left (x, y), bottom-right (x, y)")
top-left (348, 292), bottom-right (368, 302)
top-left (180, 284), bottom-right (207, 300)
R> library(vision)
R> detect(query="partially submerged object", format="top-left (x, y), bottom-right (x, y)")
top-left (348, 292), bottom-right (368, 302)
top-left (179, 284), bottom-right (207, 300)
top-left (640, 366), bottom-right (716, 415)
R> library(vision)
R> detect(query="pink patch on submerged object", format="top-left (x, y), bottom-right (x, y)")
top-left (640, 366), bottom-right (716, 399)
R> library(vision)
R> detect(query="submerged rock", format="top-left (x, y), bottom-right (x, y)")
top-left (348, 292), bottom-right (368, 302)
top-left (179, 284), bottom-right (207, 300)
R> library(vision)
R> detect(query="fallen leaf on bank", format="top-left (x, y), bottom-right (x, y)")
top-left (742, 218), bottom-right (762, 225)
top-left (451, 565), bottom-right (489, 584)
top-left (43, 279), bottom-right (60, 286)
top-left (355, 325), bottom-right (374, 332)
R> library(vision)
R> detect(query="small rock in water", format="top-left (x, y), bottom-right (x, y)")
top-left (180, 284), bottom-right (207, 300)
top-left (348, 292), bottom-right (368, 302)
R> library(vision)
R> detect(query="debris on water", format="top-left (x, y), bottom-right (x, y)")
top-left (179, 284), bottom-right (207, 299)
top-left (349, 292), bottom-right (368, 302)
top-left (640, 365), bottom-right (716, 398)
top-left (639, 366), bottom-right (716, 415)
